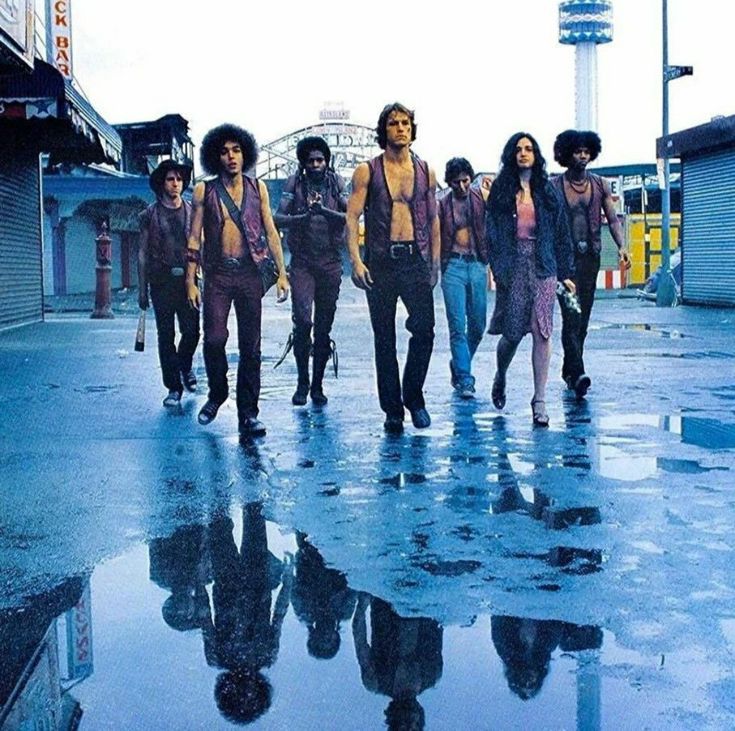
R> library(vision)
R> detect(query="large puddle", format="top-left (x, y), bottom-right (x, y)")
top-left (0, 505), bottom-right (723, 730)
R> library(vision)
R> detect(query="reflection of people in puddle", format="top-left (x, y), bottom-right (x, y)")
top-left (353, 593), bottom-right (443, 731)
top-left (491, 615), bottom-right (602, 700)
top-left (203, 502), bottom-right (292, 725)
top-left (149, 524), bottom-right (211, 632)
top-left (291, 532), bottom-right (356, 659)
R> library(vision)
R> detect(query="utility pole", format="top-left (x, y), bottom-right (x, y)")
top-left (657, 0), bottom-right (692, 306)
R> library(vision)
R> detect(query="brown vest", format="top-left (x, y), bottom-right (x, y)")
top-left (143, 200), bottom-right (191, 272)
top-left (365, 154), bottom-right (431, 260)
top-left (202, 175), bottom-right (268, 271)
top-left (438, 188), bottom-right (488, 266)
top-left (288, 170), bottom-right (345, 254)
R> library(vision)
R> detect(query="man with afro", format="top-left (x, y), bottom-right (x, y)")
top-left (552, 129), bottom-right (631, 398)
top-left (274, 136), bottom-right (347, 407)
top-left (347, 102), bottom-right (441, 433)
top-left (186, 124), bottom-right (289, 437)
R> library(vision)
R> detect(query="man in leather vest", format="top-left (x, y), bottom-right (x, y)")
top-left (138, 160), bottom-right (199, 407)
top-left (274, 136), bottom-right (346, 407)
top-left (186, 124), bottom-right (289, 437)
top-left (347, 103), bottom-right (441, 434)
top-left (552, 130), bottom-right (631, 399)
top-left (438, 158), bottom-right (492, 400)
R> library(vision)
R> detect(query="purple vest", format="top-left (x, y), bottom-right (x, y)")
top-left (552, 173), bottom-right (605, 255)
top-left (438, 188), bottom-right (488, 265)
top-left (144, 200), bottom-right (191, 271)
top-left (202, 175), bottom-right (268, 270)
top-left (288, 170), bottom-right (345, 254)
top-left (365, 154), bottom-right (431, 261)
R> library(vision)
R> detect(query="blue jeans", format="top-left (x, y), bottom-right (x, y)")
top-left (441, 258), bottom-right (487, 388)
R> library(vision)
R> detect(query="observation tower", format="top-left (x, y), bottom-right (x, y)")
top-left (558, 1), bottom-right (614, 131)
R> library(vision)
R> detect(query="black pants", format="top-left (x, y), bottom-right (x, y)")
top-left (150, 274), bottom-right (200, 393)
top-left (202, 261), bottom-right (263, 420)
top-left (366, 253), bottom-right (435, 418)
top-left (559, 253), bottom-right (600, 384)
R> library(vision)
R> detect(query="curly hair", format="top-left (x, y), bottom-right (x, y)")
top-left (376, 102), bottom-right (417, 150)
top-left (296, 136), bottom-right (331, 169)
top-left (490, 132), bottom-right (553, 212)
top-left (444, 157), bottom-right (475, 185)
top-left (200, 123), bottom-right (258, 176)
top-left (553, 129), bottom-right (602, 167)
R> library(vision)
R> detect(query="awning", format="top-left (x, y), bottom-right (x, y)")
top-left (0, 58), bottom-right (121, 165)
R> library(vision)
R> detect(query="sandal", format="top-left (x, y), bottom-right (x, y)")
top-left (492, 372), bottom-right (506, 410)
top-left (531, 399), bottom-right (549, 428)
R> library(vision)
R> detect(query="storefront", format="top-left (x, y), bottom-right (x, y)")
top-left (0, 52), bottom-right (121, 328)
top-left (658, 115), bottom-right (735, 307)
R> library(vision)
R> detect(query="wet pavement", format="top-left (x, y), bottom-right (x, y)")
top-left (1, 287), bottom-right (735, 729)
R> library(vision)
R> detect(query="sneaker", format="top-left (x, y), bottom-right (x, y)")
top-left (197, 400), bottom-right (221, 425)
top-left (239, 417), bottom-right (266, 437)
top-left (383, 415), bottom-right (404, 434)
top-left (182, 370), bottom-right (197, 393)
top-left (410, 408), bottom-right (431, 429)
top-left (459, 383), bottom-right (475, 400)
top-left (163, 390), bottom-right (181, 407)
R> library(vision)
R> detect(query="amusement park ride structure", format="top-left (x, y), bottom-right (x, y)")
top-left (256, 105), bottom-right (381, 183)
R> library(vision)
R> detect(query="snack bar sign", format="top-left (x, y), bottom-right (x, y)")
top-left (46, 0), bottom-right (72, 79)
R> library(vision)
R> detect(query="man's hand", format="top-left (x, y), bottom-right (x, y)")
top-left (430, 264), bottom-right (439, 289)
top-left (138, 291), bottom-right (149, 310)
top-left (562, 278), bottom-right (577, 295)
top-left (619, 248), bottom-right (632, 270)
top-left (351, 260), bottom-right (373, 290)
top-left (276, 272), bottom-right (290, 303)
top-left (187, 281), bottom-right (201, 310)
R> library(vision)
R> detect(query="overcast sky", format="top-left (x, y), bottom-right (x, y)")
top-left (64, 0), bottom-right (731, 174)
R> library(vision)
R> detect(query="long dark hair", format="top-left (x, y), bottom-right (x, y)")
top-left (490, 132), bottom-right (553, 212)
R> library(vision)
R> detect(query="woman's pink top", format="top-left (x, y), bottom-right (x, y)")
top-left (515, 195), bottom-right (536, 240)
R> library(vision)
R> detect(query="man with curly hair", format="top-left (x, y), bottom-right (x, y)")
top-left (138, 160), bottom-right (199, 407)
top-left (438, 158), bottom-right (492, 400)
top-left (274, 136), bottom-right (346, 407)
top-left (347, 102), bottom-right (441, 433)
top-left (186, 124), bottom-right (289, 437)
top-left (552, 129), bottom-right (631, 398)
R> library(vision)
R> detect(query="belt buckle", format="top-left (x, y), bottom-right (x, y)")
top-left (170, 266), bottom-right (185, 277)
top-left (576, 241), bottom-right (589, 255)
top-left (222, 257), bottom-right (240, 270)
top-left (389, 243), bottom-right (411, 259)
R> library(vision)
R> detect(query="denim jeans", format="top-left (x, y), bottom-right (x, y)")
top-left (149, 274), bottom-right (200, 393)
top-left (440, 257), bottom-right (487, 388)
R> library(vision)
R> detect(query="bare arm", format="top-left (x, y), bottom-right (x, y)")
top-left (186, 182), bottom-right (206, 309)
top-left (428, 167), bottom-right (440, 288)
top-left (273, 175), bottom-right (309, 229)
top-left (137, 219), bottom-right (149, 309)
top-left (259, 180), bottom-right (290, 302)
top-left (346, 163), bottom-right (372, 289)
top-left (601, 178), bottom-right (631, 269)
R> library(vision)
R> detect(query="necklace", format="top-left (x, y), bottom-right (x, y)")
top-left (567, 175), bottom-right (589, 194)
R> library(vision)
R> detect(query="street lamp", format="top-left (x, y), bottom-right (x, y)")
top-left (658, 0), bottom-right (692, 307)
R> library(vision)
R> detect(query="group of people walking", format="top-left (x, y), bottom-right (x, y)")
top-left (137, 102), bottom-right (630, 436)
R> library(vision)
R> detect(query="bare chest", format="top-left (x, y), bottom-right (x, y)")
top-left (384, 162), bottom-right (415, 203)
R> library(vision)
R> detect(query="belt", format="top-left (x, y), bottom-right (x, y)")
top-left (219, 257), bottom-right (248, 271)
top-left (576, 240), bottom-right (590, 254)
top-left (388, 242), bottom-right (416, 259)
top-left (449, 252), bottom-right (478, 262)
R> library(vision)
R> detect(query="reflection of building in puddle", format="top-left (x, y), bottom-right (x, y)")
top-left (0, 576), bottom-right (93, 729)
top-left (597, 413), bottom-right (734, 480)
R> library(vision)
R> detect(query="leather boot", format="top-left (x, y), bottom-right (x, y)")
top-left (292, 329), bottom-right (311, 406)
top-left (310, 341), bottom-right (331, 406)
